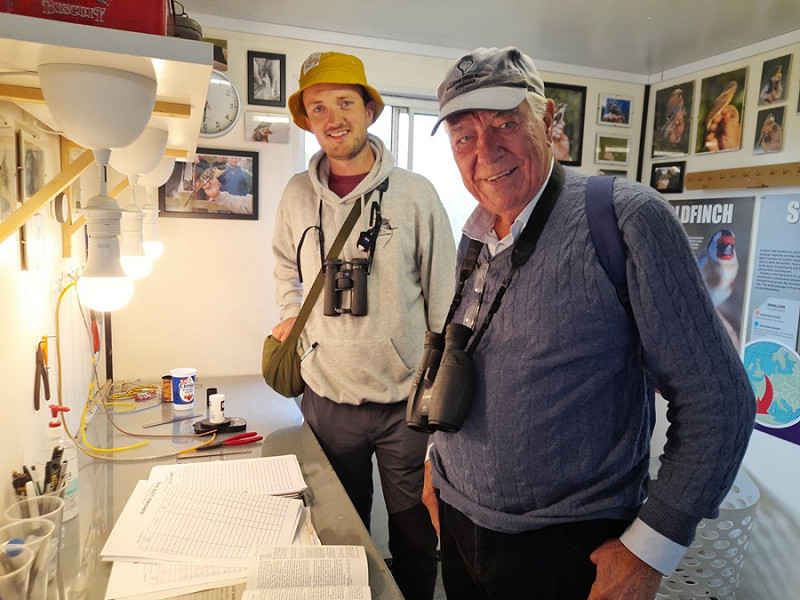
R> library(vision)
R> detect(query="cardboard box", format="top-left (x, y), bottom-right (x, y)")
top-left (6, 1), bottom-right (168, 36)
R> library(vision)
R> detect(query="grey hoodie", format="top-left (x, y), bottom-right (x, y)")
top-left (272, 135), bottom-right (456, 404)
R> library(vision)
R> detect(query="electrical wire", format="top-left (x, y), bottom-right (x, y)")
top-left (53, 281), bottom-right (217, 463)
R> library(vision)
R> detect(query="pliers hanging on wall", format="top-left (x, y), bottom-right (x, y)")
top-left (34, 337), bottom-right (50, 410)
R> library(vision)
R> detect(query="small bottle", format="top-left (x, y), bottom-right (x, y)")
top-left (40, 405), bottom-right (80, 521)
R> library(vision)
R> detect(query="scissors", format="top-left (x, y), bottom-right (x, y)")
top-left (196, 431), bottom-right (263, 452)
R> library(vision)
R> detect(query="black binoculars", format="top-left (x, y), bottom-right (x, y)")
top-left (406, 322), bottom-right (475, 433)
top-left (324, 258), bottom-right (368, 316)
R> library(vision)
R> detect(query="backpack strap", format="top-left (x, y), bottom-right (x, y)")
top-left (585, 176), bottom-right (632, 318)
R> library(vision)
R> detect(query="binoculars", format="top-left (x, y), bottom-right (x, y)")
top-left (324, 258), bottom-right (368, 316)
top-left (406, 322), bottom-right (475, 433)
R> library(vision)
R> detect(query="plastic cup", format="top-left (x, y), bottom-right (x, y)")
top-left (0, 543), bottom-right (34, 600)
top-left (170, 367), bottom-right (197, 410)
top-left (4, 496), bottom-right (64, 582)
top-left (0, 519), bottom-right (55, 600)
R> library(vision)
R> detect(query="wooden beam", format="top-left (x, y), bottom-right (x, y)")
top-left (0, 149), bottom-right (95, 246)
top-left (0, 84), bottom-right (191, 118)
top-left (685, 161), bottom-right (800, 190)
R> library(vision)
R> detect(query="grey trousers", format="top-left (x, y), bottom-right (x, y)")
top-left (302, 387), bottom-right (439, 600)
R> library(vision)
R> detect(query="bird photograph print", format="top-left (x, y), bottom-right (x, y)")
top-left (598, 94), bottom-right (632, 126)
top-left (696, 68), bottom-right (748, 154)
top-left (652, 81), bottom-right (694, 159)
top-left (753, 106), bottom-right (785, 154)
top-left (758, 54), bottom-right (791, 105)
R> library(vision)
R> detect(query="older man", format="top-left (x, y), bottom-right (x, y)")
top-left (421, 47), bottom-right (754, 600)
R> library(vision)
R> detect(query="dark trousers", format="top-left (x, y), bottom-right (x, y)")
top-left (439, 499), bottom-right (630, 600)
top-left (302, 387), bottom-right (439, 600)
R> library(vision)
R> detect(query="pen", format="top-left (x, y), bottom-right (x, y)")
top-left (301, 342), bottom-right (318, 361)
top-left (24, 465), bottom-right (41, 496)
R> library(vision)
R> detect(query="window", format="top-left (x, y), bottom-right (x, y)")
top-left (303, 95), bottom-right (476, 242)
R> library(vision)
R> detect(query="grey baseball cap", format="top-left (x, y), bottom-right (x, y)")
top-left (432, 46), bottom-right (545, 134)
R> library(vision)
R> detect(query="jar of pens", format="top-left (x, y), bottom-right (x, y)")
top-left (5, 406), bottom-right (77, 600)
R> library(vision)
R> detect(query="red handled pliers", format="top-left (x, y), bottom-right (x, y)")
top-left (196, 431), bottom-right (263, 451)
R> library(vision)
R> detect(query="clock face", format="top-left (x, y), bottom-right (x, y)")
top-left (200, 70), bottom-right (241, 137)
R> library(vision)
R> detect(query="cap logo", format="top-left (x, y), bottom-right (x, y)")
top-left (456, 58), bottom-right (474, 75)
top-left (302, 52), bottom-right (322, 76)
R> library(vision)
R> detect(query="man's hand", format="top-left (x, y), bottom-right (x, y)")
top-left (271, 317), bottom-right (297, 342)
top-left (705, 104), bottom-right (741, 152)
top-left (588, 538), bottom-right (663, 600)
top-left (422, 460), bottom-right (440, 536)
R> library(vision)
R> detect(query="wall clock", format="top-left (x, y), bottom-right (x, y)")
top-left (200, 69), bottom-right (241, 137)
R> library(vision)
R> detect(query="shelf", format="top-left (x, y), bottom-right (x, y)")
top-left (0, 13), bottom-right (214, 157)
top-left (0, 13), bottom-right (214, 247)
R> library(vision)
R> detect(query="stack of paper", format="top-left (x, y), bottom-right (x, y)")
top-left (102, 455), bottom-right (359, 600)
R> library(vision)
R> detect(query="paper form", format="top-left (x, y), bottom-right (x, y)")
top-left (148, 455), bottom-right (307, 497)
top-left (100, 480), bottom-right (303, 567)
top-left (105, 509), bottom-right (319, 600)
top-left (105, 562), bottom-right (247, 600)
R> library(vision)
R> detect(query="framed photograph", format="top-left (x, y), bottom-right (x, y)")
top-left (595, 133), bottom-right (630, 165)
top-left (758, 54), bottom-right (791, 105)
top-left (159, 148), bottom-right (258, 220)
top-left (695, 67), bottom-right (747, 154)
top-left (597, 93), bottom-right (631, 126)
top-left (652, 81), bottom-right (695, 159)
top-left (245, 112), bottom-right (290, 144)
top-left (204, 37), bottom-right (229, 72)
top-left (19, 129), bottom-right (46, 203)
top-left (544, 82), bottom-right (586, 166)
top-left (0, 126), bottom-right (18, 222)
top-left (247, 51), bottom-right (286, 107)
top-left (650, 161), bottom-right (685, 194)
top-left (753, 106), bottom-right (785, 154)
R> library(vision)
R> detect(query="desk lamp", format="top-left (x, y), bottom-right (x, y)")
top-left (38, 63), bottom-right (157, 311)
top-left (109, 127), bottom-right (169, 279)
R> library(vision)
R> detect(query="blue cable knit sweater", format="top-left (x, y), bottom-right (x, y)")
top-left (430, 166), bottom-right (755, 546)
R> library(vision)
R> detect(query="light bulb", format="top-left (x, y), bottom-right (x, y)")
top-left (120, 206), bottom-right (152, 279)
top-left (76, 165), bottom-right (134, 312)
top-left (142, 204), bottom-right (164, 259)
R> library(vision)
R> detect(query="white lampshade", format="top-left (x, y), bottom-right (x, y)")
top-left (38, 63), bottom-right (157, 151)
top-left (139, 155), bottom-right (176, 189)
top-left (109, 127), bottom-right (170, 178)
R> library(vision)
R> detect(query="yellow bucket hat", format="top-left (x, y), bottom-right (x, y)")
top-left (288, 52), bottom-right (385, 131)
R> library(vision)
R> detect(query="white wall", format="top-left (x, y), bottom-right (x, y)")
top-left (1, 17), bottom-right (798, 598)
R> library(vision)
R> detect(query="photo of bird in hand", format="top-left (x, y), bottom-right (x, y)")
top-left (659, 87), bottom-right (685, 144)
top-left (190, 166), bottom-right (225, 200)
top-left (703, 80), bottom-right (740, 152)
top-left (759, 64), bottom-right (783, 104)
top-left (755, 113), bottom-right (783, 153)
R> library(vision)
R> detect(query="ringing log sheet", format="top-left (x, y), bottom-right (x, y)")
top-left (148, 455), bottom-right (307, 497)
top-left (100, 480), bottom-right (303, 567)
